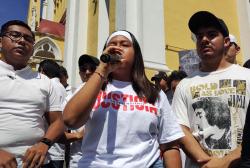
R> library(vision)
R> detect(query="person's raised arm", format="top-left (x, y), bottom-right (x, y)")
top-left (63, 63), bottom-right (109, 128)
top-left (63, 47), bottom-right (123, 129)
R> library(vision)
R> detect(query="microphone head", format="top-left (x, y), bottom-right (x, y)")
top-left (100, 54), bottom-right (110, 63)
top-left (100, 54), bottom-right (122, 63)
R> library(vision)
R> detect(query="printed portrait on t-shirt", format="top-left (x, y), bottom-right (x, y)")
top-left (192, 97), bottom-right (231, 149)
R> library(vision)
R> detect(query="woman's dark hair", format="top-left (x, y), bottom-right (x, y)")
top-left (38, 59), bottom-right (61, 78)
top-left (0, 20), bottom-right (35, 39)
top-left (103, 30), bottom-right (160, 104)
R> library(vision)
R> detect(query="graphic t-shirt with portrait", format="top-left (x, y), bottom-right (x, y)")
top-left (172, 64), bottom-right (250, 168)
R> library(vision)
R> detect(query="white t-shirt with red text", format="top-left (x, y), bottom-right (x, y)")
top-left (78, 80), bottom-right (184, 168)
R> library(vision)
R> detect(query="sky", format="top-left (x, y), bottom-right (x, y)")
top-left (0, 0), bottom-right (30, 27)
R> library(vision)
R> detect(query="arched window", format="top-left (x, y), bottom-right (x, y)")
top-left (30, 37), bottom-right (62, 69)
top-left (33, 37), bottom-right (61, 60)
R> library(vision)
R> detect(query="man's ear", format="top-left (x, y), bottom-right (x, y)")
top-left (224, 36), bottom-right (230, 47)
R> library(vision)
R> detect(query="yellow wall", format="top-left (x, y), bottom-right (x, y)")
top-left (27, 0), bottom-right (41, 28)
top-left (86, 0), bottom-right (99, 56)
top-left (27, 0), bottom-right (65, 63)
top-left (55, 38), bottom-right (65, 60)
top-left (109, 0), bottom-right (116, 33)
top-left (164, 0), bottom-right (241, 70)
top-left (54, 0), bottom-right (67, 22)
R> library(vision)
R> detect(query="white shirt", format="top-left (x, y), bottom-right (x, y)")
top-left (65, 84), bottom-right (73, 97)
top-left (66, 83), bottom-right (85, 168)
top-left (48, 77), bottom-right (67, 160)
top-left (0, 60), bottom-right (61, 160)
top-left (172, 64), bottom-right (250, 168)
top-left (78, 80), bottom-right (184, 168)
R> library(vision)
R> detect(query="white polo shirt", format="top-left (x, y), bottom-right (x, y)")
top-left (0, 60), bottom-right (61, 159)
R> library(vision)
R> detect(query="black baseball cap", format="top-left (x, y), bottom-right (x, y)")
top-left (188, 11), bottom-right (229, 37)
top-left (78, 54), bottom-right (100, 67)
top-left (151, 71), bottom-right (168, 81)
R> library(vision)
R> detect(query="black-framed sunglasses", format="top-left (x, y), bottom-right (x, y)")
top-left (2, 31), bottom-right (35, 44)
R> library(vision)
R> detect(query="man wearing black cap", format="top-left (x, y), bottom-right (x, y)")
top-left (64, 54), bottom-right (99, 168)
top-left (151, 71), bottom-right (169, 92)
top-left (78, 54), bottom-right (100, 82)
top-left (172, 11), bottom-right (250, 168)
top-left (151, 71), bottom-right (173, 103)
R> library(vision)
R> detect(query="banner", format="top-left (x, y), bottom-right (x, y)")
top-left (179, 49), bottom-right (200, 76)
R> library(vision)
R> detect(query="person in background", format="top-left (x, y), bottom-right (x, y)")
top-left (0, 20), bottom-right (64, 168)
top-left (60, 54), bottom-right (100, 168)
top-left (239, 101), bottom-right (250, 167)
top-left (78, 54), bottom-right (100, 83)
top-left (58, 65), bottom-right (73, 168)
top-left (64, 54), bottom-right (100, 168)
top-left (240, 59), bottom-right (250, 167)
top-left (59, 66), bottom-right (73, 97)
top-left (168, 70), bottom-right (187, 168)
top-left (225, 34), bottom-right (240, 64)
top-left (172, 11), bottom-right (250, 168)
top-left (38, 59), bottom-right (67, 168)
top-left (151, 71), bottom-right (173, 103)
top-left (168, 70), bottom-right (187, 93)
top-left (151, 71), bottom-right (169, 92)
top-left (63, 30), bottom-right (184, 168)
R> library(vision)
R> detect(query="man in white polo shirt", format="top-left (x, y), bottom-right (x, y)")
top-left (0, 20), bottom-right (64, 168)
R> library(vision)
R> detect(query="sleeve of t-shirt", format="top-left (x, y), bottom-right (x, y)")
top-left (157, 91), bottom-right (184, 144)
top-left (172, 79), bottom-right (191, 128)
top-left (63, 83), bottom-right (85, 110)
top-left (47, 79), bottom-right (63, 112)
top-left (53, 81), bottom-right (67, 111)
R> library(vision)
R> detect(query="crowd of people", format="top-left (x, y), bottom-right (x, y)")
top-left (1, 10), bottom-right (250, 168)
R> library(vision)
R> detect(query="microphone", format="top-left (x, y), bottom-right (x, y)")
top-left (100, 54), bottom-right (122, 63)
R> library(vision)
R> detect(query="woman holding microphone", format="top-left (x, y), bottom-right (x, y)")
top-left (63, 30), bottom-right (184, 168)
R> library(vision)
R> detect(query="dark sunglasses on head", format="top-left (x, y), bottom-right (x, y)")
top-left (2, 31), bottom-right (35, 44)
